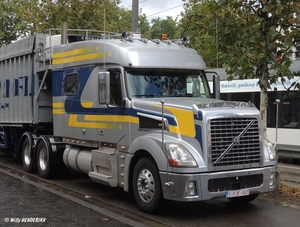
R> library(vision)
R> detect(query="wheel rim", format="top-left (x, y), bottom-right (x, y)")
top-left (39, 147), bottom-right (48, 171)
top-left (137, 168), bottom-right (155, 203)
top-left (24, 144), bottom-right (31, 166)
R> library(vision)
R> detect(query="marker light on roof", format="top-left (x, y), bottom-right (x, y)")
top-left (183, 36), bottom-right (190, 45)
top-left (162, 34), bottom-right (168, 40)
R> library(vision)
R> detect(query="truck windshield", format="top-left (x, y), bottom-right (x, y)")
top-left (125, 68), bottom-right (211, 99)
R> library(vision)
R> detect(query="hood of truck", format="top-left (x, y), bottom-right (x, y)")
top-left (131, 98), bottom-right (260, 139)
top-left (131, 98), bottom-right (263, 174)
top-left (132, 97), bottom-right (257, 113)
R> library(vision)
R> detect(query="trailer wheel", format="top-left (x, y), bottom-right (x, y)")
top-left (36, 140), bottom-right (52, 179)
top-left (132, 157), bottom-right (164, 214)
top-left (22, 137), bottom-right (35, 173)
top-left (228, 193), bottom-right (259, 204)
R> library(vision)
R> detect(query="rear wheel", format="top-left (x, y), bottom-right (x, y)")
top-left (22, 136), bottom-right (35, 173)
top-left (36, 140), bottom-right (53, 179)
top-left (228, 193), bottom-right (259, 204)
top-left (132, 157), bottom-right (164, 214)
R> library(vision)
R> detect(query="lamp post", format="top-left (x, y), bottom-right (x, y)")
top-left (275, 99), bottom-right (280, 148)
top-left (131, 0), bottom-right (139, 32)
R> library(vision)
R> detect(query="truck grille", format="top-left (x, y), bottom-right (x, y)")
top-left (210, 117), bottom-right (261, 167)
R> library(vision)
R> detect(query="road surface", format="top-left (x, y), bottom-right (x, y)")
top-left (0, 153), bottom-right (300, 227)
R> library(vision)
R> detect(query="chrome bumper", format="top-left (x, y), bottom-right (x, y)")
top-left (160, 166), bottom-right (276, 202)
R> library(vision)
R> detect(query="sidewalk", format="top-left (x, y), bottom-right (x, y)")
top-left (0, 170), bottom-right (145, 227)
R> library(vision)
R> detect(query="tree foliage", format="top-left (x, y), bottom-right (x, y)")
top-left (146, 16), bottom-right (177, 39)
top-left (19, 0), bottom-right (129, 33)
top-left (0, 0), bottom-right (134, 46)
top-left (181, 0), bottom-right (300, 137)
top-left (138, 13), bottom-right (151, 36)
top-left (0, 0), bottom-right (27, 46)
top-left (0, 0), bottom-right (179, 46)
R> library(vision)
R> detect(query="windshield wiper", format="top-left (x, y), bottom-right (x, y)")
top-left (170, 94), bottom-right (194, 97)
top-left (132, 94), bottom-right (157, 98)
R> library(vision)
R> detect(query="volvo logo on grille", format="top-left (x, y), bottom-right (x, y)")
top-left (233, 137), bottom-right (240, 145)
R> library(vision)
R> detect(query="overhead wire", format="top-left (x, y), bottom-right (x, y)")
top-left (122, 1), bottom-right (183, 19)
top-left (146, 4), bottom-right (183, 18)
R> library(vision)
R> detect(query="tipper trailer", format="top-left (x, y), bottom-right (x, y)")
top-left (0, 28), bottom-right (276, 213)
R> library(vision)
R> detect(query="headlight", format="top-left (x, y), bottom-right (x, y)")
top-left (165, 143), bottom-right (197, 167)
top-left (264, 138), bottom-right (276, 161)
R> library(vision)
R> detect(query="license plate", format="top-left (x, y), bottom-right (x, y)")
top-left (226, 188), bottom-right (250, 198)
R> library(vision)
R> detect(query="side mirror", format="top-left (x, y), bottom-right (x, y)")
top-left (213, 73), bottom-right (220, 100)
top-left (205, 71), bottom-right (221, 99)
top-left (98, 71), bottom-right (110, 104)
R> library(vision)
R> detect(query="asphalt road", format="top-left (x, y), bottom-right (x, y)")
top-left (0, 170), bottom-right (141, 227)
top-left (0, 153), bottom-right (300, 227)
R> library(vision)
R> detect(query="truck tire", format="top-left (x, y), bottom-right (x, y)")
top-left (132, 157), bottom-right (164, 214)
top-left (228, 193), bottom-right (259, 204)
top-left (36, 140), bottom-right (53, 179)
top-left (22, 136), bottom-right (35, 173)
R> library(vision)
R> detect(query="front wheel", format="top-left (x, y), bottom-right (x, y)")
top-left (228, 193), bottom-right (259, 204)
top-left (132, 157), bottom-right (165, 214)
top-left (36, 140), bottom-right (53, 179)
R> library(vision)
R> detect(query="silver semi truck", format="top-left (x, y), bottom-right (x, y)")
top-left (0, 29), bottom-right (276, 213)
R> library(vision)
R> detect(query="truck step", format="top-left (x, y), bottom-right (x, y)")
top-left (88, 171), bottom-right (118, 187)
top-left (90, 148), bottom-right (118, 187)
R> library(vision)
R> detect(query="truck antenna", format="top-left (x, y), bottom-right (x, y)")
top-left (161, 100), bottom-right (173, 187)
top-left (180, 15), bottom-right (202, 42)
top-left (161, 100), bottom-right (165, 147)
top-left (103, 7), bottom-right (106, 71)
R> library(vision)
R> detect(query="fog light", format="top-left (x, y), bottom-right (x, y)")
top-left (188, 182), bottom-right (194, 189)
top-left (187, 181), bottom-right (197, 196)
top-left (269, 172), bottom-right (276, 188)
top-left (189, 189), bottom-right (196, 196)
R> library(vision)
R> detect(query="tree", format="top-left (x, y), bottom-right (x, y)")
top-left (0, 0), bottom-right (132, 44)
top-left (0, 0), bottom-right (177, 45)
top-left (19, 0), bottom-right (128, 33)
top-left (181, 0), bottom-right (300, 137)
top-left (139, 13), bottom-right (151, 37)
top-left (0, 0), bottom-right (27, 46)
top-left (148, 17), bottom-right (177, 39)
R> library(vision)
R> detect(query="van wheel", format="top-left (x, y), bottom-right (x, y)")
top-left (22, 137), bottom-right (35, 173)
top-left (36, 140), bottom-right (53, 179)
top-left (228, 193), bottom-right (259, 204)
top-left (132, 158), bottom-right (164, 214)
